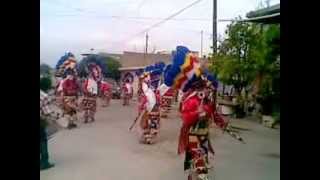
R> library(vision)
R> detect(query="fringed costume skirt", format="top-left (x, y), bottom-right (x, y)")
top-left (139, 111), bottom-right (161, 144)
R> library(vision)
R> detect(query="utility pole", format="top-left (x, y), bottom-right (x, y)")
top-left (145, 32), bottom-right (149, 55)
top-left (212, 0), bottom-right (218, 109)
top-left (212, 0), bottom-right (217, 54)
top-left (144, 32), bottom-right (149, 62)
top-left (201, 30), bottom-right (203, 58)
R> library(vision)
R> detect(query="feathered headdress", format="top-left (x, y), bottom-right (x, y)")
top-left (144, 62), bottom-right (165, 90)
top-left (88, 63), bottom-right (103, 82)
top-left (77, 54), bottom-right (107, 82)
top-left (135, 68), bottom-right (144, 77)
top-left (55, 52), bottom-right (77, 78)
top-left (163, 64), bottom-right (172, 78)
top-left (202, 71), bottom-right (219, 89)
top-left (123, 72), bottom-right (134, 84)
top-left (161, 46), bottom-right (202, 94)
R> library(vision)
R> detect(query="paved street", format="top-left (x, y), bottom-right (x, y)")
top-left (41, 98), bottom-right (280, 180)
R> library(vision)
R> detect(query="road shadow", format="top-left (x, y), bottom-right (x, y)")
top-left (262, 153), bottom-right (280, 159)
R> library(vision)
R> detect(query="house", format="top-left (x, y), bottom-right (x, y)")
top-left (98, 52), bottom-right (122, 60)
top-left (116, 51), bottom-right (172, 91)
top-left (111, 50), bottom-right (201, 93)
top-left (99, 50), bottom-right (202, 93)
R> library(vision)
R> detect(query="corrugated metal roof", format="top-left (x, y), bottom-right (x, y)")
top-left (247, 4), bottom-right (280, 18)
top-left (242, 13), bottom-right (280, 24)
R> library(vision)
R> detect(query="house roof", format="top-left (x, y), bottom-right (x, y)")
top-left (244, 4), bottom-right (280, 24)
top-left (98, 52), bottom-right (122, 60)
top-left (118, 66), bottom-right (145, 71)
top-left (247, 4), bottom-right (280, 18)
top-left (117, 51), bottom-right (172, 68)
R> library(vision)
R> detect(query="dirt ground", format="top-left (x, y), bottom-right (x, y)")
top-left (41, 98), bottom-right (280, 180)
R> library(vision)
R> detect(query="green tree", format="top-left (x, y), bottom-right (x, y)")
top-left (77, 54), bottom-right (121, 81)
top-left (211, 18), bottom-right (259, 95)
top-left (104, 57), bottom-right (121, 81)
top-left (77, 54), bottom-right (108, 78)
top-left (40, 63), bottom-right (52, 76)
top-left (40, 76), bottom-right (52, 92)
top-left (253, 24), bottom-right (280, 115)
top-left (210, 19), bottom-right (280, 116)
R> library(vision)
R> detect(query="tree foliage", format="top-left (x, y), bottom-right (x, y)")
top-left (211, 18), bottom-right (261, 94)
top-left (40, 76), bottom-right (52, 92)
top-left (77, 54), bottom-right (108, 78)
top-left (77, 54), bottom-right (121, 81)
top-left (210, 18), bottom-right (280, 115)
top-left (104, 57), bottom-right (121, 81)
top-left (40, 63), bottom-right (52, 76)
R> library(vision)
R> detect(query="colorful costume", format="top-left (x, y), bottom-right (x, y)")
top-left (100, 80), bottom-right (112, 107)
top-left (62, 74), bottom-right (79, 128)
top-left (160, 87), bottom-right (175, 118)
top-left (55, 52), bottom-right (79, 129)
top-left (133, 63), bottom-right (164, 144)
top-left (179, 90), bottom-right (227, 180)
top-left (162, 46), bottom-right (229, 180)
top-left (76, 54), bottom-right (108, 123)
top-left (121, 73), bottom-right (134, 106)
top-left (137, 75), bottom-right (145, 100)
top-left (122, 82), bottom-right (132, 106)
top-left (81, 64), bottom-right (100, 123)
top-left (134, 69), bottom-right (162, 144)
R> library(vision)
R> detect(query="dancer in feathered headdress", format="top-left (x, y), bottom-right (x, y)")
top-left (129, 63), bottom-right (163, 144)
top-left (79, 55), bottom-right (106, 123)
top-left (162, 46), bottom-right (231, 180)
top-left (55, 52), bottom-right (80, 129)
top-left (54, 52), bottom-right (77, 108)
top-left (100, 78), bottom-right (112, 107)
top-left (121, 73), bottom-right (134, 106)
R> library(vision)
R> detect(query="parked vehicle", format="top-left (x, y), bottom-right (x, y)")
top-left (112, 85), bottom-right (121, 99)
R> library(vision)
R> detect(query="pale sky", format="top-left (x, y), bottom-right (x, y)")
top-left (40, 0), bottom-right (280, 67)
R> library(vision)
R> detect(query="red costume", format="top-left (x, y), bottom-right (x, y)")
top-left (61, 77), bottom-right (79, 129)
top-left (100, 81), bottom-right (112, 107)
top-left (100, 81), bottom-right (111, 92)
top-left (122, 82), bottom-right (132, 106)
top-left (178, 89), bottom-right (228, 180)
top-left (62, 79), bottom-right (78, 96)
top-left (160, 88), bottom-right (175, 118)
top-left (134, 73), bottom-right (161, 144)
top-left (81, 78), bottom-right (98, 123)
top-left (55, 52), bottom-right (79, 129)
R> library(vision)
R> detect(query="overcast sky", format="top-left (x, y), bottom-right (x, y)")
top-left (40, 0), bottom-right (279, 67)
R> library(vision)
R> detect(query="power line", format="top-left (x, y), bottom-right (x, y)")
top-left (43, 13), bottom-right (213, 22)
top-left (120, 0), bottom-right (205, 44)
top-left (138, 0), bottom-right (149, 10)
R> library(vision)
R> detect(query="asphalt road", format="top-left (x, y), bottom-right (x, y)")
top-left (41, 99), bottom-right (280, 180)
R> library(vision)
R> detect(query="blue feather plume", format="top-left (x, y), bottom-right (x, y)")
top-left (135, 69), bottom-right (144, 77)
top-left (144, 62), bottom-right (166, 89)
top-left (182, 74), bottom-right (202, 92)
top-left (55, 52), bottom-right (75, 70)
top-left (204, 71), bottom-right (219, 88)
top-left (164, 46), bottom-right (190, 87)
